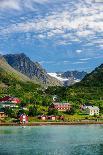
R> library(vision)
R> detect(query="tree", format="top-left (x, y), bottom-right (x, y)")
top-left (67, 107), bottom-right (76, 115)
top-left (48, 108), bottom-right (59, 116)
top-left (28, 105), bottom-right (37, 116)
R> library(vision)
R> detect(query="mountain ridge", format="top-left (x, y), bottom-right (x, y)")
top-left (3, 53), bottom-right (62, 86)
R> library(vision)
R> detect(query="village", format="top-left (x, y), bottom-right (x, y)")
top-left (0, 95), bottom-right (101, 124)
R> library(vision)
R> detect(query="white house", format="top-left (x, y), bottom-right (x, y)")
top-left (85, 106), bottom-right (99, 116)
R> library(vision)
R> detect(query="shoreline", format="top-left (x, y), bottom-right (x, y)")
top-left (0, 121), bottom-right (103, 126)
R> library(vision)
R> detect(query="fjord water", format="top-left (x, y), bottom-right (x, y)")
top-left (0, 125), bottom-right (103, 155)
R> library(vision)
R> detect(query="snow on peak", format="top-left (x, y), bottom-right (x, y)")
top-left (48, 73), bottom-right (68, 82)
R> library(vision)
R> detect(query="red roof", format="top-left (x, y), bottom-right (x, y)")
top-left (0, 96), bottom-right (21, 104)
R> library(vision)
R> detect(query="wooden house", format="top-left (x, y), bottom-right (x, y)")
top-left (50, 102), bottom-right (71, 111)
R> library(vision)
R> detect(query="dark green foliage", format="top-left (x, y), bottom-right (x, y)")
top-left (28, 105), bottom-right (37, 116)
top-left (4, 107), bottom-right (16, 118)
top-left (48, 108), bottom-right (59, 116)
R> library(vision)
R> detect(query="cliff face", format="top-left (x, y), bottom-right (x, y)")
top-left (4, 53), bottom-right (62, 86)
top-left (61, 71), bottom-right (87, 80)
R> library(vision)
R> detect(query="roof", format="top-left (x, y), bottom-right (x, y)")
top-left (0, 96), bottom-right (21, 104)
top-left (53, 102), bottom-right (71, 106)
top-left (0, 111), bottom-right (5, 113)
top-left (86, 106), bottom-right (99, 110)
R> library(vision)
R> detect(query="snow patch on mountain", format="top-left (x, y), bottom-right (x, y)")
top-left (48, 73), bottom-right (68, 82)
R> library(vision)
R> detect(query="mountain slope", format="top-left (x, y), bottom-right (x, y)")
top-left (61, 71), bottom-right (87, 80)
top-left (0, 55), bottom-right (32, 84)
top-left (80, 64), bottom-right (103, 87)
top-left (0, 55), bottom-right (41, 96)
top-left (3, 53), bottom-right (62, 86)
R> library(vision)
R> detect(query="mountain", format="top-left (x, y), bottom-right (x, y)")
top-left (46, 64), bottom-right (103, 108)
top-left (0, 55), bottom-right (48, 102)
top-left (79, 64), bottom-right (103, 87)
top-left (3, 53), bottom-right (62, 86)
top-left (61, 71), bottom-right (87, 80)
top-left (48, 71), bottom-right (87, 86)
top-left (0, 55), bottom-right (31, 83)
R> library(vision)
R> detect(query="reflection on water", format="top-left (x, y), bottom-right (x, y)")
top-left (0, 125), bottom-right (103, 155)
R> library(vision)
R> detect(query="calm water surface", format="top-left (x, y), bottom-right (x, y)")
top-left (0, 125), bottom-right (103, 155)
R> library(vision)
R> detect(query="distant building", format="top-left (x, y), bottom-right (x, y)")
top-left (50, 102), bottom-right (71, 111)
top-left (85, 106), bottom-right (99, 116)
top-left (53, 95), bottom-right (58, 102)
top-left (0, 96), bottom-right (21, 108)
top-left (38, 115), bottom-right (64, 121)
top-left (48, 115), bottom-right (56, 121)
top-left (0, 111), bottom-right (6, 119)
top-left (0, 96), bottom-right (21, 104)
top-left (38, 115), bottom-right (47, 121)
top-left (81, 104), bottom-right (92, 110)
top-left (20, 114), bottom-right (28, 124)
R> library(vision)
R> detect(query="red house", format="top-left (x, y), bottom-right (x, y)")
top-left (38, 115), bottom-right (47, 120)
top-left (48, 115), bottom-right (56, 121)
top-left (50, 102), bottom-right (71, 111)
top-left (20, 114), bottom-right (28, 124)
top-left (0, 96), bottom-right (21, 104)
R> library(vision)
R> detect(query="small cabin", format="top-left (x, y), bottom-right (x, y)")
top-left (48, 115), bottom-right (56, 121)
top-left (38, 115), bottom-right (47, 120)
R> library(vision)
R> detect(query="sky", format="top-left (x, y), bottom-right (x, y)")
top-left (0, 0), bottom-right (103, 72)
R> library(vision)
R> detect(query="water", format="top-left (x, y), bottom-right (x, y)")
top-left (0, 125), bottom-right (103, 155)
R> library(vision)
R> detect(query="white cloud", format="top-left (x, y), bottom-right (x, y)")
top-left (76, 50), bottom-right (82, 54)
top-left (0, 0), bottom-right (20, 10)
top-left (80, 58), bottom-right (91, 61)
top-left (0, 0), bottom-right (103, 53)
top-left (31, 0), bottom-right (49, 3)
top-left (72, 61), bottom-right (87, 64)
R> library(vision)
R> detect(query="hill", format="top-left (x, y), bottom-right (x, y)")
top-left (79, 64), bottom-right (103, 87)
top-left (46, 64), bottom-right (103, 110)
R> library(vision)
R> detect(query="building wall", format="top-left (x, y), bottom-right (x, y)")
top-left (86, 108), bottom-right (99, 116)
top-left (53, 104), bottom-right (71, 111)
top-left (0, 112), bottom-right (5, 119)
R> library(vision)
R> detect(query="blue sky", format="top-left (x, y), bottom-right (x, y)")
top-left (0, 0), bottom-right (103, 72)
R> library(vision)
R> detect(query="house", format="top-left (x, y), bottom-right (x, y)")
top-left (20, 114), bottom-right (28, 124)
top-left (85, 106), bottom-right (99, 116)
top-left (0, 96), bottom-right (21, 104)
top-left (81, 104), bottom-right (92, 110)
top-left (38, 115), bottom-right (64, 121)
top-left (0, 111), bottom-right (6, 119)
top-left (0, 96), bottom-right (21, 108)
top-left (50, 102), bottom-right (71, 111)
top-left (38, 115), bottom-right (47, 120)
top-left (48, 115), bottom-right (56, 121)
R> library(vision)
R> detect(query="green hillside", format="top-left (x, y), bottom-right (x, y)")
top-left (0, 56), bottom-right (40, 97)
top-left (0, 56), bottom-right (52, 107)
top-left (79, 64), bottom-right (103, 87)
top-left (46, 64), bottom-right (103, 112)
